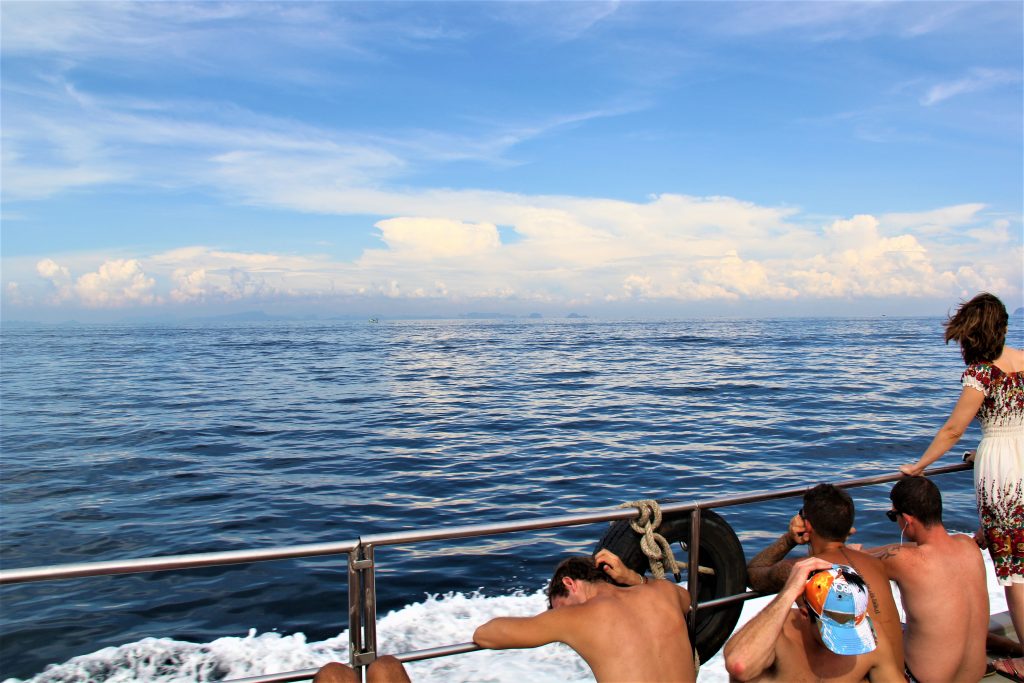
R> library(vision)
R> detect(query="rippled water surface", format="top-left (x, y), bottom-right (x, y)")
top-left (2, 317), bottom-right (1018, 679)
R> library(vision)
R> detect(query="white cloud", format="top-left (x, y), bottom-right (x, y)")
top-left (32, 258), bottom-right (157, 308)
top-left (879, 204), bottom-right (986, 234)
top-left (36, 258), bottom-right (71, 282)
top-left (792, 217), bottom-right (953, 298)
top-left (921, 68), bottom-right (1020, 106)
top-left (12, 195), bottom-right (1018, 313)
top-left (74, 259), bottom-right (157, 307)
top-left (373, 218), bottom-right (501, 259)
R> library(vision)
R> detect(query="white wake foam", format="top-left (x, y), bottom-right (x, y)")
top-left (6, 552), bottom-right (1010, 683)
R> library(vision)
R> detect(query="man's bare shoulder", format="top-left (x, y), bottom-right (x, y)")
top-left (872, 543), bottom-right (919, 563)
top-left (950, 533), bottom-right (984, 555)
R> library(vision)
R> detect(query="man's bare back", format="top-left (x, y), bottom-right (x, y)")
top-left (558, 579), bottom-right (695, 682)
top-left (874, 535), bottom-right (988, 682)
top-left (868, 475), bottom-right (991, 683)
top-left (473, 553), bottom-right (696, 683)
top-left (762, 609), bottom-right (897, 683)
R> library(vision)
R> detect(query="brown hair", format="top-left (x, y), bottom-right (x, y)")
top-left (944, 293), bottom-right (1008, 365)
top-left (546, 556), bottom-right (612, 608)
top-left (890, 476), bottom-right (943, 527)
top-left (802, 483), bottom-right (854, 542)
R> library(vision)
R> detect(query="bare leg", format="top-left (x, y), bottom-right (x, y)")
top-left (313, 662), bottom-right (359, 683)
top-left (367, 655), bottom-right (412, 683)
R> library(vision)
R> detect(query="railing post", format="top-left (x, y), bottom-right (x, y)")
top-left (362, 544), bottom-right (378, 668)
top-left (347, 548), bottom-right (362, 679)
top-left (348, 542), bottom-right (378, 680)
top-left (687, 507), bottom-right (701, 649)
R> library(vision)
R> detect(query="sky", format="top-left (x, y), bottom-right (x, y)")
top-left (1, 1), bottom-right (1022, 321)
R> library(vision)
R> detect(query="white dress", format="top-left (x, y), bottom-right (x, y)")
top-left (964, 362), bottom-right (1024, 585)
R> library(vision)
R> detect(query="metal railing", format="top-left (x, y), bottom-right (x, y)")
top-left (0, 462), bottom-right (973, 682)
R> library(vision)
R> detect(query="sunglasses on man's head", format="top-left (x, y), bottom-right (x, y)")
top-left (886, 509), bottom-right (902, 522)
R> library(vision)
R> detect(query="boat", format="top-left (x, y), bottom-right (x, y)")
top-left (1, 460), bottom-right (1017, 682)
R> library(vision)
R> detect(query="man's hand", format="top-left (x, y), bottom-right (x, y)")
top-left (725, 555), bottom-right (833, 681)
top-left (780, 556), bottom-right (833, 601)
top-left (788, 513), bottom-right (809, 545)
top-left (594, 549), bottom-right (644, 586)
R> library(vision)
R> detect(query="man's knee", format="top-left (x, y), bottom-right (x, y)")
top-left (368, 655), bottom-right (412, 683)
top-left (313, 661), bottom-right (358, 683)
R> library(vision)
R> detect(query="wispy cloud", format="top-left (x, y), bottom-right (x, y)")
top-left (921, 68), bottom-right (1020, 106)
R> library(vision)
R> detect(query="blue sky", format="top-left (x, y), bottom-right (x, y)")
top-left (2, 1), bottom-right (1021, 320)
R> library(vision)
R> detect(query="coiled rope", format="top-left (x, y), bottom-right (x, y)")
top-left (617, 499), bottom-right (682, 581)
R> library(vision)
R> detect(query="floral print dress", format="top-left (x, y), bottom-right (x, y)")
top-left (964, 363), bottom-right (1024, 585)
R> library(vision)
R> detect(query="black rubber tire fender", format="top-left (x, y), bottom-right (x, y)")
top-left (593, 508), bottom-right (747, 664)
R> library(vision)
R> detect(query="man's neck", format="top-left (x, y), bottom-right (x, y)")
top-left (908, 523), bottom-right (948, 546)
top-left (809, 537), bottom-right (846, 556)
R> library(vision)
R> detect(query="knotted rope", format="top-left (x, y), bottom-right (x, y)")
top-left (618, 499), bottom-right (682, 581)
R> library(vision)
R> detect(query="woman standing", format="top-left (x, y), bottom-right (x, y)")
top-left (900, 292), bottom-right (1023, 679)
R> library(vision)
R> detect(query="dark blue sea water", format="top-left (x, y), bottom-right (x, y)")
top-left (2, 317), bottom-right (1019, 681)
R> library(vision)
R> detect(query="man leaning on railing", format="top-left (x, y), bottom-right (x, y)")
top-left (312, 552), bottom-right (697, 683)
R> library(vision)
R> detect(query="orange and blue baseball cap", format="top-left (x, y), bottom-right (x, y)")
top-left (803, 564), bottom-right (876, 656)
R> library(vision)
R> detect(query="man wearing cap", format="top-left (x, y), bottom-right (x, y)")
top-left (860, 476), bottom-right (989, 683)
top-left (724, 557), bottom-right (902, 682)
top-left (745, 483), bottom-right (904, 672)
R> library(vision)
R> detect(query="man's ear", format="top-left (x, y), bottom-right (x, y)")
top-left (562, 576), bottom-right (575, 592)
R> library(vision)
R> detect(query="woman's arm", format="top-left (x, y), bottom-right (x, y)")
top-left (899, 387), bottom-right (984, 476)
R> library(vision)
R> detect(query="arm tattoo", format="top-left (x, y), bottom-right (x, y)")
top-left (877, 545), bottom-right (902, 560)
top-left (747, 533), bottom-right (797, 593)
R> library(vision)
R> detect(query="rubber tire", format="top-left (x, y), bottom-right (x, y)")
top-left (593, 508), bottom-right (747, 664)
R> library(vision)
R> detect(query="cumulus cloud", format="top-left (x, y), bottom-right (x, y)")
top-left (373, 218), bottom-right (501, 259)
top-left (13, 195), bottom-right (1020, 312)
top-left (33, 258), bottom-right (157, 307)
top-left (74, 259), bottom-right (157, 307)
top-left (791, 216), bottom-right (953, 298)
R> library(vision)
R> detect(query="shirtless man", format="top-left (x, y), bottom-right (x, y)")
top-left (861, 476), bottom-right (988, 683)
top-left (746, 483), bottom-right (904, 672)
top-left (475, 551), bottom-right (695, 682)
top-left (724, 557), bottom-right (902, 682)
top-left (313, 552), bottom-right (696, 683)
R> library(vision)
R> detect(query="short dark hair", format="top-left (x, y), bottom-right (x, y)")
top-left (802, 483), bottom-right (855, 542)
top-left (546, 556), bottom-right (612, 608)
top-left (890, 476), bottom-right (943, 527)
top-left (944, 293), bottom-right (1008, 365)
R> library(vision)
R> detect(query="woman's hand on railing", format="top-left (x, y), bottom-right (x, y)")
top-left (899, 462), bottom-right (924, 477)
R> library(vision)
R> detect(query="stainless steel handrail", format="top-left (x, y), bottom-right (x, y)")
top-left (0, 539), bottom-right (360, 585)
top-left (0, 463), bottom-right (971, 585)
top-left (0, 462), bottom-right (973, 683)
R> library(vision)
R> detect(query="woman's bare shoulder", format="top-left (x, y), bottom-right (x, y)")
top-left (995, 347), bottom-right (1024, 373)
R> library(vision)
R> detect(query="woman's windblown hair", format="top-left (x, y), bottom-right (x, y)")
top-left (944, 292), bottom-right (1008, 365)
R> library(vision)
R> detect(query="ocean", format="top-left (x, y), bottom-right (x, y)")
top-left (1, 316), bottom-right (1019, 682)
